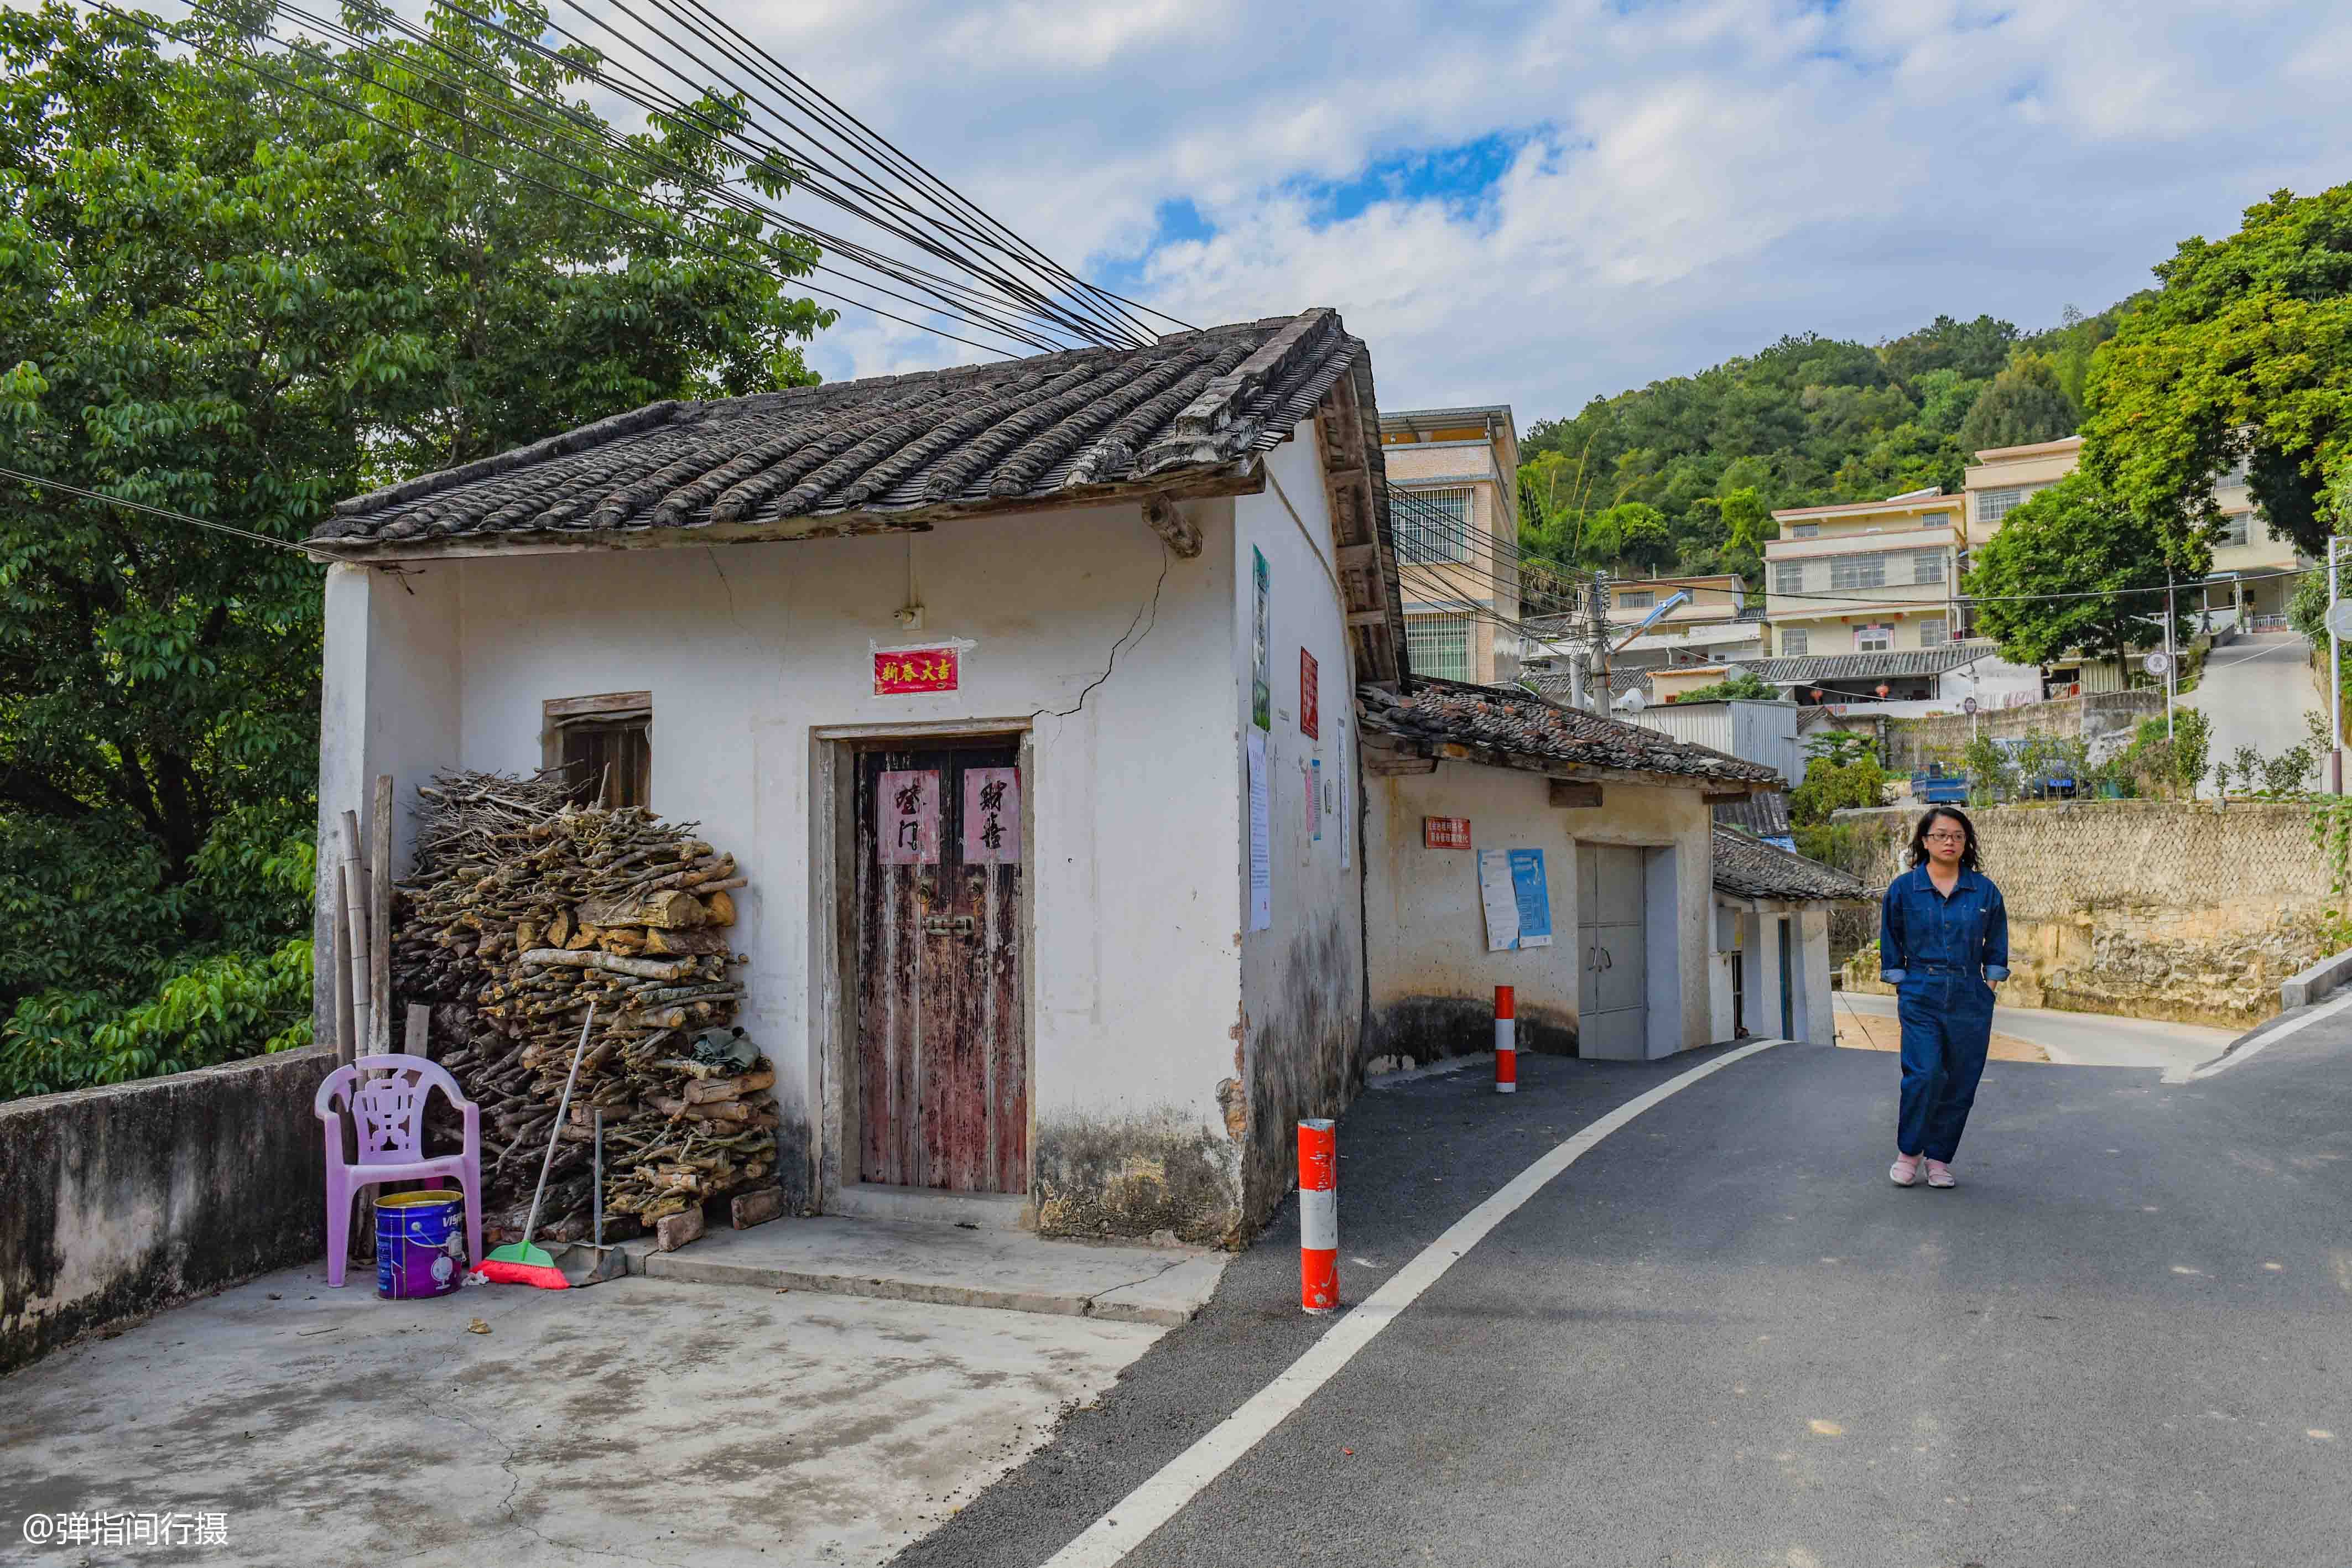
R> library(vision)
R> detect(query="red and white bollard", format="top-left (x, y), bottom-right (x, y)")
top-left (1495, 985), bottom-right (1517, 1094)
top-left (1299, 1118), bottom-right (1338, 1315)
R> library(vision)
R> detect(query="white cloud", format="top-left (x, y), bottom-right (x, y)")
top-left (717, 0), bottom-right (2352, 422)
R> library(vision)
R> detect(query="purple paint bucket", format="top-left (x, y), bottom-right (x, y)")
top-left (376, 1191), bottom-right (466, 1300)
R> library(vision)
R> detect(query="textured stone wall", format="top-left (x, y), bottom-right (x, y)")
top-left (1840, 800), bottom-right (2330, 1028)
top-left (0, 1048), bottom-right (332, 1374)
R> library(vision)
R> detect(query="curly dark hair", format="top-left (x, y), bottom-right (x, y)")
top-left (1907, 805), bottom-right (1980, 871)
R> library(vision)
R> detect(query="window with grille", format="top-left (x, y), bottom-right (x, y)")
top-left (1778, 628), bottom-right (1809, 656)
top-left (545, 692), bottom-right (652, 808)
top-left (1789, 523), bottom-right (1819, 539)
top-left (1406, 613), bottom-right (1474, 682)
top-left (2220, 512), bottom-right (2251, 546)
top-left (1976, 486), bottom-right (2023, 523)
top-left (1855, 623), bottom-right (1893, 653)
top-left (1921, 511), bottom-right (1953, 529)
top-left (1620, 590), bottom-right (1654, 609)
top-left (1912, 549), bottom-right (1945, 585)
top-left (1918, 617), bottom-right (1949, 648)
top-left (2220, 457), bottom-right (2250, 489)
top-left (1393, 487), bottom-right (1475, 565)
top-left (1774, 561), bottom-right (1805, 595)
top-left (1830, 553), bottom-right (1887, 591)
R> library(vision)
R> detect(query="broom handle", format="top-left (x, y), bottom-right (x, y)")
top-left (520, 1004), bottom-right (596, 1248)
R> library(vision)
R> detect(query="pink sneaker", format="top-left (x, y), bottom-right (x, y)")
top-left (1889, 1154), bottom-right (1921, 1187)
top-left (1924, 1160), bottom-right (1956, 1189)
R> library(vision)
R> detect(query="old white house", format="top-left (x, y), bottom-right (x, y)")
top-left (306, 307), bottom-right (1845, 1249)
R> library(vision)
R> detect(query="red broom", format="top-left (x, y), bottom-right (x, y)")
top-left (473, 1004), bottom-right (595, 1289)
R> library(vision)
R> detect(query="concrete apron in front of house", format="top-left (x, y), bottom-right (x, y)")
top-left (0, 1258), bottom-right (1165, 1568)
top-left (621, 1204), bottom-right (1229, 1328)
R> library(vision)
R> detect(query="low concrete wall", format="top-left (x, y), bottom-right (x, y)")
top-left (1, 1047), bottom-right (334, 1374)
top-left (1884, 691), bottom-right (2165, 772)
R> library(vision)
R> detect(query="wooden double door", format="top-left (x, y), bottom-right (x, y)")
top-left (854, 740), bottom-right (1027, 1192)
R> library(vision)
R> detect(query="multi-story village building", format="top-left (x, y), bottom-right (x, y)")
top-left (1752, 486), bottom-right (2038, 713)
top-left (1964, 436), bottom-right (2303, 637)
top-left (1750, 431), bottom-right (2301, 712)
top-left (1379, 405), bottom-right (1520, 684)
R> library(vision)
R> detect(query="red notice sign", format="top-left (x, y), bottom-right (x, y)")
top-left (875, 647), bottom-right (959, 695)
top-left (1299, 648), bottom-right (1319, 739)
top-left (1423, 816), bottom-right (1472, 850)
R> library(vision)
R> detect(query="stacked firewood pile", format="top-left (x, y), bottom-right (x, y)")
top-left (392, 771), bottom-right (776, 1242)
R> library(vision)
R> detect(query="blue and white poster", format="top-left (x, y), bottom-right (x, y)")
top-left (1478, 847), bottom-right (1553, 951)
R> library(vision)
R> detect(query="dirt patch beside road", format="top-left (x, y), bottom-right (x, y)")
top-left (1835, 1012), bottom-right (2050, 1062)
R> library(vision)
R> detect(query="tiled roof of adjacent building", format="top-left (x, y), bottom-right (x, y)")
top-left (1356, 678), bottom-right (1780, 785)
top-left (1710, 826), bottom-right (1871, 903)
top-left (1732, 640), bottom-right (2001, 686)
top-left (1712, 789), bottom-right (1792, 840)
top-left (313, 309), bottom-right (1369, 551)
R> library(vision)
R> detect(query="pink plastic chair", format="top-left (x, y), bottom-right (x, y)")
top-left (314, 1053), bottom-right (483, 1288)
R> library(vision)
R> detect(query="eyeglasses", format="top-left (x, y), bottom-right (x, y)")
top-left (1924, 831), bottom-right (1966, 844)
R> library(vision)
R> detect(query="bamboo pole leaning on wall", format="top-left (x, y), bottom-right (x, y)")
top-left (368, 774), bottom-right (394, 1058)
top-left (339, 809), bottom-right (372, 1066)
top-left (332, 876), bottom-right (357, 1068)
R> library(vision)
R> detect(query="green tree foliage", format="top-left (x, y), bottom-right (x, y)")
top-left (1515, 303), bottom-right (2136, 584)
top-left (1957, 355), bottom-right (2077, 453)
top-left (1669, 669), bottom-right (1782, 703)
top-left (1789, 751), bottom-right (1890, 826)
top-left (2084, 185), bottom-right (2352, 564)
top-left (0, 3), bottom-right (829, 1097)
top-left (1964, 473), bottom-right (2193, 668)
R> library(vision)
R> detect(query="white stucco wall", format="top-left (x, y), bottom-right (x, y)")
top-left (1362, 764), bottom-right (1715, 1061)
top-left (1738, 905), bottom-right (1836, 1046)
top-left (310, 563), bottom-right (462, 1048)
top-left (315, 497), bottom-right (1256, 1233)
top-left (1229, 436), bottom-right (1368, 1227)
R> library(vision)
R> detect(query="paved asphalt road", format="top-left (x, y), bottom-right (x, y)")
top-left (898, 1028), bottom-right (2352, 1568)
top-left (2190, 630), bottom-right (2319, 791)
top-left (1829, 991), bottom-right (2239, 1072)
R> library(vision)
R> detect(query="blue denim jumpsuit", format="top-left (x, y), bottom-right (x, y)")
top-left (1879, 866), bottom-right (2010, 1162)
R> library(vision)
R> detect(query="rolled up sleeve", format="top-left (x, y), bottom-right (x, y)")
top-left (1981, 884), bottom-right (2010, 982)
top-left (1879, 880), bottom-right (1907, 984)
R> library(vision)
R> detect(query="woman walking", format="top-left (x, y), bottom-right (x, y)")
top-left (1879, 806), bottom-right (2009, 1189)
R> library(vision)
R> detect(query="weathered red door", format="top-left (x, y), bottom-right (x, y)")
top-left (855, 741), bottom-right (1026, 1192)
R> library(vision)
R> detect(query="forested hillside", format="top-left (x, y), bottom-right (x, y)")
top-left (1517, 302), bottom-right (2143, 587)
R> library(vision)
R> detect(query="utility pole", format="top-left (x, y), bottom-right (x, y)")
top-left (1579, 572), bottom-right (1610, 714)
top-left (1590, 571), bottom-right (1612, 713)
top-left (2164, 570), bottom-right (2177, 741)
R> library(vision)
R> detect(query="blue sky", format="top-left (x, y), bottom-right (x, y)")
top-left (734, 0), bottom-right (2352, 427)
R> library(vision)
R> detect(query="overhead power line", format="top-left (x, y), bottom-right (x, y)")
top-left (108, 0), bottom-right (1185, 360)
top-left (0, 466), bottom-right (335, 561)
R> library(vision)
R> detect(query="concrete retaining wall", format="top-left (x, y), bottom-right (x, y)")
top-left (1883, 691), bottom-right (2165, 772)
top-left (0, 1047), bottom-right (333, 1374)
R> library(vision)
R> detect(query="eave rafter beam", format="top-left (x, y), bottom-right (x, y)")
top-left (1142, 492), bottom-right (1201, 558)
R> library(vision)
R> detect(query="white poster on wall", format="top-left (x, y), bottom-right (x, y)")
top-left (1246, 728), bottom-right (1272, 931)
top-left (1478, 847), bottom-right (1554, 952)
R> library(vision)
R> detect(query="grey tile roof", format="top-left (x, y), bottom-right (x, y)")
top-left (1713, 789), bottom-right (1791, 839)
top-left (1734, 639), bottom-right (2000, 686)
top-left (1523, 667), bottom-right (1653, 702)
top-left (313, 309), bottom-right (1367, 550)
top-left (1356, 678), bottom-right (1780, 785)
top-left (1711, 826), bottom-right (1870, 903)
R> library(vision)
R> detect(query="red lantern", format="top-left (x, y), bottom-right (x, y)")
top-left (1875, 682), bottom-right (1891, 699)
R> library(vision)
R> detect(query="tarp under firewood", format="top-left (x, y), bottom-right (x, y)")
top-left (393, 772), bottom-right (776, 1242)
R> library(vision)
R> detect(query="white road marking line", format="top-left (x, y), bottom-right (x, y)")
top-left (2163, 990), bottom-right (2352, 1083)
top-left (1035, 1036), bottom-right (1790, 1568)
